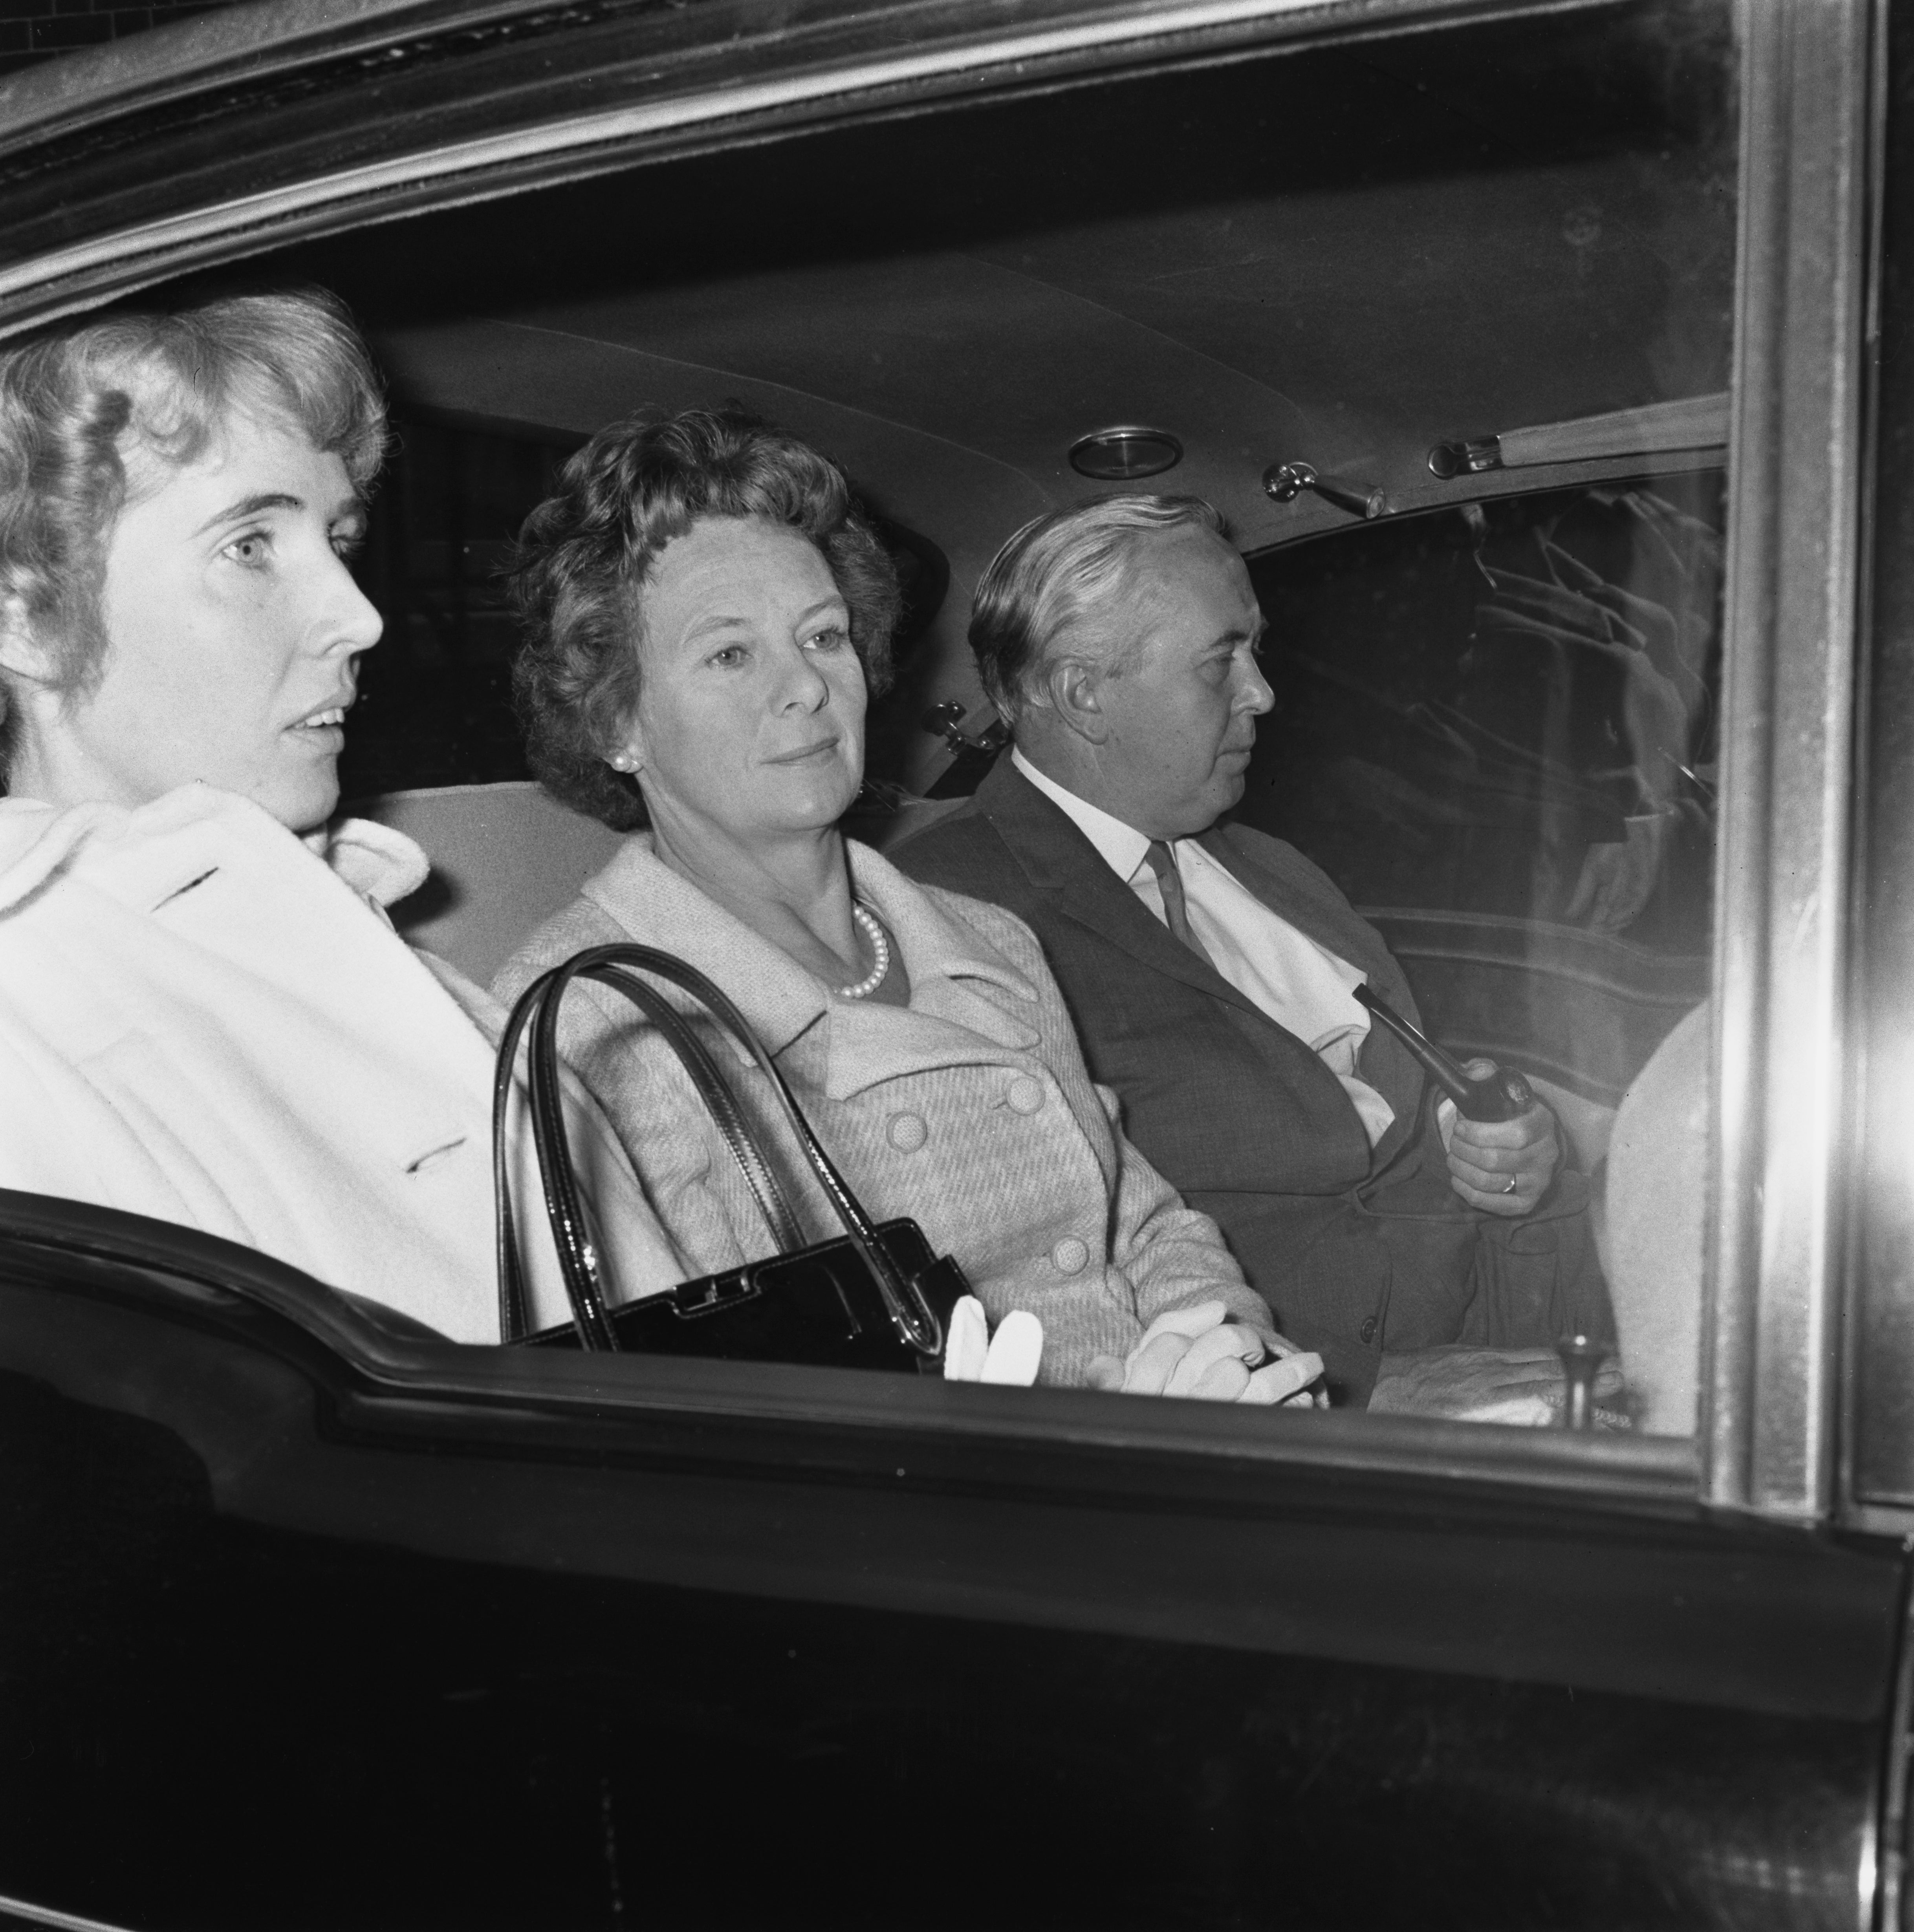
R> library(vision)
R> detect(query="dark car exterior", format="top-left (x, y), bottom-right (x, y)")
top-left (2, 0), bottom-right (1912, 1927)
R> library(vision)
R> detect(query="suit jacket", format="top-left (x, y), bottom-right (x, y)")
top-left (892, 757), bottom-right (1611, 1401)
top-left (491, 831), bottom-right (1276, 1388)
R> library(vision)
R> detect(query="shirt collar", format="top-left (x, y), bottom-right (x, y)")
top-left (1010, 748), bottom-right (1155, 884)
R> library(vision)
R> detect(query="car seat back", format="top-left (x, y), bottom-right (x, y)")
top-left (349, 782), bottom-right (623, 987)
top-left (1602, 999), bottom-right (1708, 1437)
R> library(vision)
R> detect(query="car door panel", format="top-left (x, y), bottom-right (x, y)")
top-left (0, 1209), bottom-right (1896, 1929)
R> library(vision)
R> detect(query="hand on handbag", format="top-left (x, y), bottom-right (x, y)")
top-left (943, 1296), bottom-right (1045, 1386)
top-left (1086, 1300), bottom-right (1326, 1406)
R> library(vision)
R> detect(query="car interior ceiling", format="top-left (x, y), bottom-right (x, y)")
top-left (257, 1), bottom-right (1732, 513)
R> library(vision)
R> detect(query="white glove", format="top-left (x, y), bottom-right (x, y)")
top-left (1086, 1299), bottom-right (1324, 1405)
top-left (942, 1296), bottom-right (1044, 1387)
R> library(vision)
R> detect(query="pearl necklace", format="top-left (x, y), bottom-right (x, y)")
top-left (837, 903), bottom-right (892, 1001)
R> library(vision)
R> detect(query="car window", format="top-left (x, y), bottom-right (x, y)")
top-left (1243, 474), bottom-right (1723, 957)
top-left (1239, 470), bottom-right (1725, 1438)
top-left (65, 0), bottom-right (1738, 1454)
top-left (1240, 468), bottom-right (1721, 1081)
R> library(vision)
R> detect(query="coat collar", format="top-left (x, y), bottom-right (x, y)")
top-left (0, 784), bottom-right (429, 917)
top-left (579, 831), bottom-right (1042, 1101)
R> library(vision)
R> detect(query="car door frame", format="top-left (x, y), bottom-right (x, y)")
top-left (0, 0), bottom-right (1894, 1590)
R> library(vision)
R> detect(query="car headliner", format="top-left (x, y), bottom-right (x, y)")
top-left (0, 0), bottom-right (1732, 518)
top-left (283, 5), bottom-right (1734, 532)
top-left (0, 0), bottom-right (1735, 758)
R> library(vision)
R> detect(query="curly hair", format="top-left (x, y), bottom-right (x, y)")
top-left (508, 406), bottom-right (902, 830)
top-left (0, 288), bottom-right (387, 765)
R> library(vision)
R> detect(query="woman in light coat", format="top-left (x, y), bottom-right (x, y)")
top-left (0, 290), bottom-right (678, 1338)
top-left (494, 406), bottom-right (1323, 1401)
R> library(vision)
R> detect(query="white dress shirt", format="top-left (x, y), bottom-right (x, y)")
top-left (1013, 750), bottom-right (1397, 1146)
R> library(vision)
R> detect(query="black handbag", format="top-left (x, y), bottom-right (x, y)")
top-left (492, 941), bottom-right (967, 1373)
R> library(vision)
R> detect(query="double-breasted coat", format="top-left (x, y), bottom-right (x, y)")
top-left (493, 831), bottom-right (1275, 1387)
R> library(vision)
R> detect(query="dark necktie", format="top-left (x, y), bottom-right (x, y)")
top-left (1143, 840), bottom-right (1216, 968)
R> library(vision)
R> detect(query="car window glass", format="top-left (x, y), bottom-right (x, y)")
top-left (1241, 470), bottom-right (1724, 1437)
top-left (140, 0), bottom-right (1736, 1449)
top-left (1244, 475), bottom-right (1722, 956)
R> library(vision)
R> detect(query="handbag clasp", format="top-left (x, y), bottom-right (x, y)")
top-left (669, 1273), bottom-right (766, 1319)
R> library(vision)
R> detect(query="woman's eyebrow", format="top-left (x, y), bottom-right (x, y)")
top-left (191, 490), bottom-right (302, 537)
top-left (680, 609), bottom-right (754, 641)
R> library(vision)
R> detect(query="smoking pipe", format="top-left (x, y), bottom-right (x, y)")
top-left (1352, 984), bottom-right (1535, 1123)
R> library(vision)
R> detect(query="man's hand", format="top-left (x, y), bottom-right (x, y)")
top-left (1445, 1059), bottom-right (1561, 1216)
top-left (1087, 1300), bottom-right (1325, 1406)
top-left (1367, 1343), bottom-right (1624, 1425)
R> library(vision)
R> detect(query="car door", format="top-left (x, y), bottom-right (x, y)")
top-left (0, 1), bottom-right (1905, 1928)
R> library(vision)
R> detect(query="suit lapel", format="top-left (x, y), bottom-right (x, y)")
top-left (975, 761), bottom-right (1425, 1177)
top-left (972, 760), bottom-right (1271, 1026)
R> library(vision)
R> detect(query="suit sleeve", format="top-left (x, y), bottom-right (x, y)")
top-left (1091, 1080), bottom-right (1282, 1348)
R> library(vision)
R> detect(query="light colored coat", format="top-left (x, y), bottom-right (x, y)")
top-left (0, 784), bottom-right (682, 1341)
top-left (492, 833), bottom-right (1275, 1386)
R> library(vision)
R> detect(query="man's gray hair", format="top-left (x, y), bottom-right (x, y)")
top-left (968, 493), bottom-right (1227, 719)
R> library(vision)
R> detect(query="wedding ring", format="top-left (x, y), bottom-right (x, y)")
top-left (1502, 1176), bottom-right (1519, 1194)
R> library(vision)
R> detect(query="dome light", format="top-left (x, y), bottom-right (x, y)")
top-left (1068, 426), bottom-right (1183, 480)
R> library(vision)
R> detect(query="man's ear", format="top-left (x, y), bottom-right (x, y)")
top-left (1038, 654), bottom-right (1109, 746)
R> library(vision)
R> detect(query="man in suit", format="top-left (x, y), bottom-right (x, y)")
top-left (893, 494), bottom-right (1613, 1411)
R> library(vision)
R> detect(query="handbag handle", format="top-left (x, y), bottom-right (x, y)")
top-left (495, 955), bottom-right (808, 1344)
top-left (494, 944), bottom-right (944, 1359)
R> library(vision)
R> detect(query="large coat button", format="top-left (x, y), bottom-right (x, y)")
top-left (887, 1112), bottom-right (929, 1152)
top-left (1007, 1075), bottom-right (1045, 1115)
top-left (1051, 1237), bottom-right (1089, 1275)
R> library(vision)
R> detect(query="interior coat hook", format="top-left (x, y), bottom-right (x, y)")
top-left (1263, 461), bottom-right (1387, 520)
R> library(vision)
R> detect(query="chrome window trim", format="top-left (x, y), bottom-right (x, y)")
top-left (1709, 0), bottom-right (1873, 1520)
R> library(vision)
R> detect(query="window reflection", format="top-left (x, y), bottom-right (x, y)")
top-left (1244, 472), bottom-right (1722, 955)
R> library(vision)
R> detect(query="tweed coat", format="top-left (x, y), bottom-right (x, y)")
top-left (492, 831), bottom-right (1275, 1387)
top-left (892, 757), bottom-right (1612, 1403)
